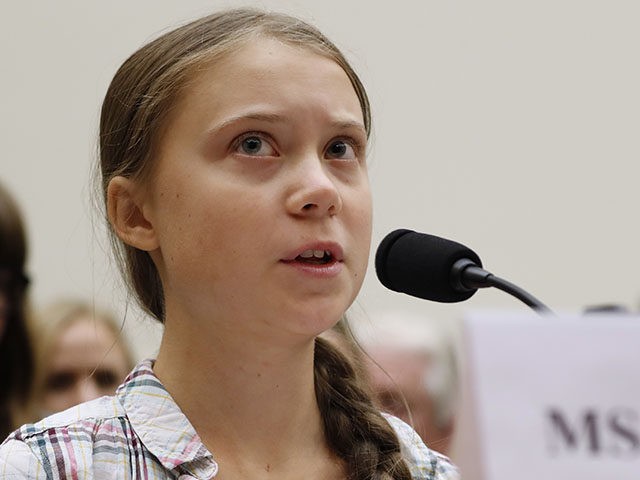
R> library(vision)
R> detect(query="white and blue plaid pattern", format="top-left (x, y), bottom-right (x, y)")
top-left (0, 359), bottom-right (459, 479)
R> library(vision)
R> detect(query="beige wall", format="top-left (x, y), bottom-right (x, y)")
top-left (2, 0), bottom-right (639, 359)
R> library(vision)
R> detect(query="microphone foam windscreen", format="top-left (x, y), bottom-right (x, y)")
top-left (375, 229), bottom-right (482, 303)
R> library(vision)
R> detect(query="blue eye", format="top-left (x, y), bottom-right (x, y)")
top-left (235, 133), bottom-right (277, 157)
top-left (326, 140), bottom-right (357, 160)
top-left (241, 136), bottom-right (263, 155)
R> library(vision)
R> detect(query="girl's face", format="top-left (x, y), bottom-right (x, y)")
top-left (138, 38), bottom-right (372, 339)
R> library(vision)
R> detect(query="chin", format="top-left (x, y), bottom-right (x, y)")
top-left (287, 300), bottom-right (350, 337)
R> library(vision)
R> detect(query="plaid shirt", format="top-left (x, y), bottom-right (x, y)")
top-left (0, 359), bottom-right (459, 479)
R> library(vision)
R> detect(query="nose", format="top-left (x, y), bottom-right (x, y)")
top-left (286, 158), bottom-right (342, 218)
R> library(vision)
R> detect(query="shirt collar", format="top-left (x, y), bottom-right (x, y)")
top-left (116, 359), bottom-right (219, 478)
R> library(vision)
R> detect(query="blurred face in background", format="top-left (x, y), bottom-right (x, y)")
top-left (365, 346), bottom-right (453, 454)
top-left (40, 317), bottom-right (131, 415)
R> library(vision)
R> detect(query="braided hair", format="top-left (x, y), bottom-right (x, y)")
top-left (315, 336), bottom-right (413, 479)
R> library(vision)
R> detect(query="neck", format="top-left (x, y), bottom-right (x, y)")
top-left (153, 314), bottom-right (331, 471)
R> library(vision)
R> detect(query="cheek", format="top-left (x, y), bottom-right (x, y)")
top-left (153, 188), bottom-right (224, 258)
top-left (350, 191), bottom-right (373, 256)
top-left (157, 188), bottom-right (272, 289)
top-left (188, 203), bottom-right (255, 265)
top-left (354, 179), bottom-right (373, 227)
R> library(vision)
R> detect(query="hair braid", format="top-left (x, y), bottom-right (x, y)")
top-left (314, 336), bottom-right (413, 480)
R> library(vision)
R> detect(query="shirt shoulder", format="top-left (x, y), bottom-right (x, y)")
top-left (0, 395), bottom-right (126, 479)
top-left (11, 394), bottom-right (125, 442)
top-left (0, 439), bottom-right (44, 478)
top-left (385, 414), bottom-right (461, 480)
top-left (1, 357), bottom-right (210, 480)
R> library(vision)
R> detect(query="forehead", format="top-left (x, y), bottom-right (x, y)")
top-left (199, 35), bottom-right (343, 81)
top-left (54, 318), bottom-right (117, 349)
top-left (173, 37), bottom-right (363, 121)
top-left (48, 319), bottom-right (129, 369)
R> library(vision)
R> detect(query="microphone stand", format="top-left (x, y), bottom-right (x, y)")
top-left (452, 259), bottom-right (554, 315)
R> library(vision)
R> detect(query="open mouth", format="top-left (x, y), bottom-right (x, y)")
top-left (295, 249), bottom-right (334, 265)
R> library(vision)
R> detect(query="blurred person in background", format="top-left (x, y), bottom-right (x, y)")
top-left (0, 181), bottom-right (33, 441)
top-left (352, 310), bottom-right (460, 455)
top-left (26, 299), bottom-right (135, 419)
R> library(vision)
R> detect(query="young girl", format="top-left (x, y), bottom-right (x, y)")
top-left (0, 9), bottom-right (459, 479)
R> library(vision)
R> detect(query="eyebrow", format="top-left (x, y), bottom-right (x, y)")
top-left (331, 120), bottom-right (367, 135)
top-left (212, 112), bottom-right (284, 132)
top-left (208, 111), bottom-right (366, 136)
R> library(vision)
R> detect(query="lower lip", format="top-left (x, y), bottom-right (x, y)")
top-left (280, 260), bottom-right (344, 278)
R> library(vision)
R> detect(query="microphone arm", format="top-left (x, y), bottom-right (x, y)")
top-left (452, 259), bottom-right (554, 315)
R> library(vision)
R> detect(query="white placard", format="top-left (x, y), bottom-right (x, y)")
top-left (452, 311), bottom-right (640, 480)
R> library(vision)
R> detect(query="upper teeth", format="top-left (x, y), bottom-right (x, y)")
top-left (300, 249), bottom-right (328, 259)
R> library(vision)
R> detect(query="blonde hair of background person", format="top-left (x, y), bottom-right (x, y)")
top-left (0, 181), bottom-right (33, 441)
top-left (25, 299), bottom-right (134, 420)
top-left (0, 8), bottom-right (458, 479)
top-left (351, 311), bottom-right (460, 455)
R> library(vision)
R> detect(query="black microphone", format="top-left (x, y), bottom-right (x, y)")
top-left (375, 229), bottom-right (552, 313)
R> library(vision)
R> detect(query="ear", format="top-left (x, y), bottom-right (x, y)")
top-left (107, 176), bottom-right (159, 251)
